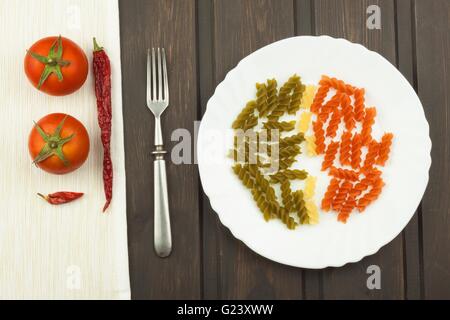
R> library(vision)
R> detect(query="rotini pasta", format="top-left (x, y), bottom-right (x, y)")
top-left (361, 107), bottom-right (377, 146)
top-left (268, 75), bottom-right (299, 121)
top-left (337, 196), bottom-right (356, 223)
top-left (305, 200), bottom-right (319, 225)
top-left (300, 85), bottom-right (317, 109)
top-left (255, 82), bottom-right (268, 115)
top-left (279, 145), bottom-right (301, 159)
top-left (304, 135), bottom-right (317, 156)
top-left (362, 140), bottom-right (380, 171)
top-left (351, 133), bottom-right (362, 169)
top-left (304, 175), bottom-right (317, 199)
top-left (356, 177), bottom-right (385, 212)
top-left (298, 111), bottom-right (312, 133)
top-left (270, 169), bottom-right (308, 183)
top-left (321, 75), bottom-right (356, 95)
top-left (326, 107), bottom-right (342, 138)
top-left (263, 120), bottom-right (296, 131)
top-left (288, 81), bottom-right (305, 114)
top-left (321, 178), bottom-right (340, 211)
top-left (310, 80), bottom-right (330, 113)
top-left (339, 131), bottom-right (352, 166)
top-left (280, 132), bottom-right (305, 147)
top-left (331, 181), bottom-right (353, 211)
top-left (312, 120), bottom-right (326, 154)
top-left (264, 79), bottom-right (278, 117)
top-left (318, 92), bottom-right (341, 122)
top-left (328, 167), bottom-right (360, 181)
top-left (281, 180), bottom-right (295, 212)
top-left (293, 190), bottom-right (309, 224)
top-left (322, 141), bottom-right (339, 171)
top-left (353, 88), bottom-right (365, 122)
top-left (376, 133), bottom-right (393, 166)
top-left (232, 75), bottom-right (394, 226)
top-left (232, 100), bottom-right (257, 130)
top-left (341, 93), bottom-right (355, 131)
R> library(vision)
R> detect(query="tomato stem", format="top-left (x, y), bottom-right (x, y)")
top-left (27, 36), bottom-right (71, 89)
top-left (32, 115), bottom-right (74, 167)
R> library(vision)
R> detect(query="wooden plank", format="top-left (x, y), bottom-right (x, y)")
top-left (414, 0), bottom-right (450, 299)
top-left (197, 0), bottom-right (221, 299)
top-left (294, 0), bottom-right (322, 300)
top-left (202, 0), bottom-right (304, 299)
top-left (395, 0), bottom-right (423, 300)
top-left (119, 0), bottom-right (201, 299)
top-left (313, 0), bottom-right (404, 299)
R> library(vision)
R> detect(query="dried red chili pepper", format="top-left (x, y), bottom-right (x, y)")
top-left (93, 38), bottom-right (113, 212)
top-left (38, 192), bottom-right (84, 205)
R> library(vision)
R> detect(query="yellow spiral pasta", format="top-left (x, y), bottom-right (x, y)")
top-left (304, 175), bottom-right (317, 199)
top-left (305, 200), bottom-right (319, 225)
top-left (304, 135), bottom-right (317, 156)
top-left (300, 85), bottom-right (317, 109)
top-left (297, 111), bottom-right (312, 133)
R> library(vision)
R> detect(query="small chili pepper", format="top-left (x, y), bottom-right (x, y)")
top-left (93, 38), bottom-right (113, 212)
top-left (38, 192), bottom-right (84, 205)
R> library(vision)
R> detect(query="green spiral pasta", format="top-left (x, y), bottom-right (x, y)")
top-left (267, 75), bottom-right (300, 121)
top-left (281, 180), bottom-right (296, 212)
top-left (263, 120), bottom-right (296, 131)
top-left (269, 169), bottom-right (308, 183)
top-left (264, 79), bottom-right (278, 117)
top-left (280, 133), bottom-right (305, 147)
top-left (231, 74), bottom-right (313, 230)
top-left (279, 145), bottom-right (301, 159)
top-left (255, 83), bottom-right (268, 114)
top-left (287, 81), bottom-right (306, 115)
top-left (293, 190), bottom-right (309, 224)
top-left (232, 100), bottom-right (257, 130)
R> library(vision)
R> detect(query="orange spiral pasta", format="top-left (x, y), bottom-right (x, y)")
top-left (341, 93), bottom-right (355, 131)
top-left (351, 133), bottom-right (362, 169)
top-left (318, 92), bottom-right (341, 122)
top-left (332, 180), bottom-right (353, 211)
top-left (376, 133), bottom-right (393, 166)
top-left (322, 141), bottom-right (339, 171)
top-left (362, 140), bottom-right (380, 171)
top-left (361, 107), bottom-right (377, 146)
top-left (310, 81), bottom-right (330, 113)
top-left (357, 177), bottom-right (385, 212)
top-left (353, 88), bottom-right (365, 122)
top-left (321, 178), bottom-right (340, 211)
top-left (329, 167), bottom-right (360, 181)
top-left (338, 196), bottom-right (356, 223)
top-left (348, 168), bottom-right (381, 199)
top-left (339, 131), bottom-right (352, 166)
top-left (348, 180), bottom-right (370, 199)
top-left (326, 107), bottom-right (342, 137)
top-left (321, 75), bottom-right (355, 95)
top-left (312, 120), bottom-right (326, 154)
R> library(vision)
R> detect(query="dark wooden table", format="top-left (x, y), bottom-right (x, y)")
top-left (119, 0), bottom-right (450, 299)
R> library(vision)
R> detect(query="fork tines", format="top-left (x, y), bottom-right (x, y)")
top-left (147, 48), bottom-right (169, 104)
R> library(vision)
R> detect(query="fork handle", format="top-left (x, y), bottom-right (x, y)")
top-left (153, 150), bottom-right (172, 257)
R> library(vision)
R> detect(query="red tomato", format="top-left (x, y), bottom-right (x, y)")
top-left (28, 113), bottom-right (90, 175)
top-left (24, 36), bottom-right (88, 96)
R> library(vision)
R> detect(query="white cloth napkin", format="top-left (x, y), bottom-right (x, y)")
top-left (0, 0), bottom-right (130, 299)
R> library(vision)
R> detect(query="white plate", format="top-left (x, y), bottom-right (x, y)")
top-left (197, 36), bottom-right (431, 269)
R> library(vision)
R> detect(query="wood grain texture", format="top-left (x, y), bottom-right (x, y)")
top-left (313, 0), bottom-right (404, 299)
top-left (414, 0), bottom-right (450, 299)
top-left (117, 0), bottom-right (450, 300)
top-left (201, 0), bottom-right (304, 299)
top-left (395, 0), bottom-right (423, 300)
top-left (119, 0), bottom-right (200, 299)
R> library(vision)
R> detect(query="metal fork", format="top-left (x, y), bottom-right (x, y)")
top-left (147, 48), bottom-right (172, 257)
